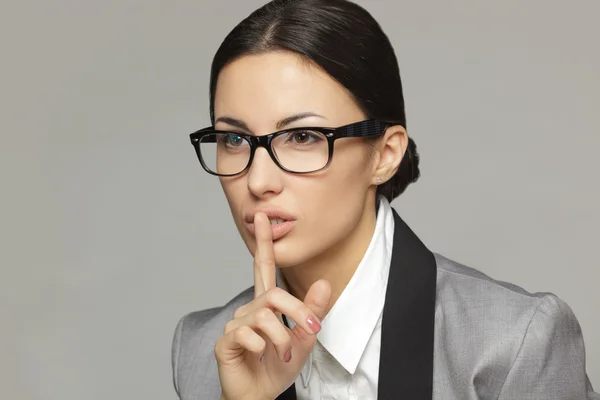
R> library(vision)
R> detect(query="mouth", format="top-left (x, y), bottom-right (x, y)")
top-left (244, 210), bottom-right (297, 241)
top-left (269, 218), bottom-right (287, 225)
top-left (246, 219), bottom-right (296, 241)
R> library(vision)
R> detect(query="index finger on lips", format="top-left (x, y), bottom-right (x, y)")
top-left (253, 212), bottom-right (276, 298)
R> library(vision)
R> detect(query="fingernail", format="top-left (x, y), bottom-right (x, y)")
top-left (306, 316), bottom-right (321, 334)
top-left (284, 349), bottom-right (292, 363)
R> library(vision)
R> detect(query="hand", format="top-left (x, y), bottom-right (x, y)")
top-left (214, 212), bottom-right (331, 400)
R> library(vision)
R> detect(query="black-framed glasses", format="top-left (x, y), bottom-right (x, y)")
top-left (189, 119), bottom-right (395, 177)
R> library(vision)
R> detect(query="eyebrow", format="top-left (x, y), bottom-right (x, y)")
top-left (214, 112), bottom-right (327, 132)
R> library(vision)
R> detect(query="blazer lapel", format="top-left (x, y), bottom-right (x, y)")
top-left (277, 208), bottom-right (437, 400)
top-left (277, 381), bottom-right (297, 400)
top-left (377, 208), bottom-right (436, 399)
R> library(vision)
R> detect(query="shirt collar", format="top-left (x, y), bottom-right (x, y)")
top-left (277, 196), bottom-right (395, 382)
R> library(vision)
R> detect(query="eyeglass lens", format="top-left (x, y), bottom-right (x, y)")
top-left (199, 130), bottom-right (330, 175)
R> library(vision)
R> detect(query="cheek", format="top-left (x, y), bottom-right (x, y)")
top-left (220, 178), bottom-right (259, 255)
top-left (292, 144), bottom-right (371, 209)
top-left (326, 142), bottom-right (373, 198)
top-left (276, 145), bottom-right (373, 260)
top-left (220, 179), bottom-right (247, 224)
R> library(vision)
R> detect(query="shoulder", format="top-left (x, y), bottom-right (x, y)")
top-left (432, 252), bottom-right (579, 329)
top-left (434, 252), bottom-right (557, 307)
top-left (431, 253), bottom-right (595, 397)
top-left (171, 286), bottom-right (254, 397)
top-left (175, 286), bottom-right (254, 337)
top-left (434, 250), bottom-right (580, 342)
top-left (432, 251), bottom-right (576, 331)
top-left (173, 286), bottom-right (254, 351)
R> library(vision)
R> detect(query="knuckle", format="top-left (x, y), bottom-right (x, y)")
top-left (267, 287), bottom-right (285, 303)
top-left (224, 319), bottom-right (236, 334)
top-left (257, 253), bottom-right (274, 267)
top-left (233, 326), bottom-right (249, 342)
top-left (233, 305), bottom-right (246, 319)
top-left (271, 334), bottom-right (291, 350)
top-left (214, 337), bottom-right (225, 357)
top-left (255, 307), bottom-right (273, 324)
top-left (272, 286), bottom-right (286, 296)
top-left (294, 302), bottom-right (309, 317)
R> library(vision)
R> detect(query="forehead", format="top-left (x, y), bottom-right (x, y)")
top-left (213, 51), bottom-right (363, 130)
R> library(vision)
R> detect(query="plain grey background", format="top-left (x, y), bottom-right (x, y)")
top-left (1, 0), bottom-right (598, 399)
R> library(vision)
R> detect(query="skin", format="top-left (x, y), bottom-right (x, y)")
top-left (212, 50), bottom-right (407, 400)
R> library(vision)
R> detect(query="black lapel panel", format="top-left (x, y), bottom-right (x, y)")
top-left (277, 384), bottom-right (297, 400)
top-left (377, 208), bottom-right (437, 399)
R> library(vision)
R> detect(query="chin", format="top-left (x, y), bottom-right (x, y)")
top-left (273, 235), bottom-right (323, 269)
top-left (272, 238), bottom-right (303, 268)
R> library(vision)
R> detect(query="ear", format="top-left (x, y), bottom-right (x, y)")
top-left (371, 125), bottom-right (408, 185)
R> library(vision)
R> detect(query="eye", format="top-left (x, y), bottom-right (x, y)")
top-left (285, 130), bottom-right (323, 145)
top-left (221, 134), bottom-right (245, 147)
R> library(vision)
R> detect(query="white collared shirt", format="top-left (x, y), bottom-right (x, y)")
top-left (277, 196), bottom-right (395, 399)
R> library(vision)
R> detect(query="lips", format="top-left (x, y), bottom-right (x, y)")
top-left (244, 207), bottom-right (297, 241)
top-left (244, 208), bottom-right (297, 224)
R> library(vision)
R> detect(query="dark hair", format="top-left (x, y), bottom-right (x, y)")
top-left (209, 0), bottom-right (420, 201)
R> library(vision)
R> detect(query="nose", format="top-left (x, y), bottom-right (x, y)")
top-left (246, 147), bottom-right (283, 198)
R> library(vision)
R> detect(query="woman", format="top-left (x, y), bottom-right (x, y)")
top-left (172, 0), bottom-right (598, 399)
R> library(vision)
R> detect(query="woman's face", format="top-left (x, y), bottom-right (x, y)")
top-left (214, 51), bottom-right (380, 268)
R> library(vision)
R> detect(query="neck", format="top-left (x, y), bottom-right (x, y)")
top-left (281, 195), bottom-right (379, 315)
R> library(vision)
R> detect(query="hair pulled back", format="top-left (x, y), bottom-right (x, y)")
top-left (209, 0), bottom-right (421, 201)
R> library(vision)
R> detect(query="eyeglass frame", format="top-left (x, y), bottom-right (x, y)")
top-left (189, 119), bottom-right (401, 177)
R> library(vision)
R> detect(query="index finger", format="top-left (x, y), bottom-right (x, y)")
top-left (253, 212), bottom-right (277, 298)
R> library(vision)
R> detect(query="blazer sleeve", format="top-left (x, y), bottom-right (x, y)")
top-left (170, 306), bottom-right (228, 400)
top-left (497, 294), bottom-right (599, 400)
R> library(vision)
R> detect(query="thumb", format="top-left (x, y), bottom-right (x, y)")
top-left (291, 279), bottom-right (331, 348)
top-left (304, 279), bottom-right (331, 321)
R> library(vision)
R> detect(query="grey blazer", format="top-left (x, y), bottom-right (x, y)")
top-left (172, 209), bottom-right (599, 400)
